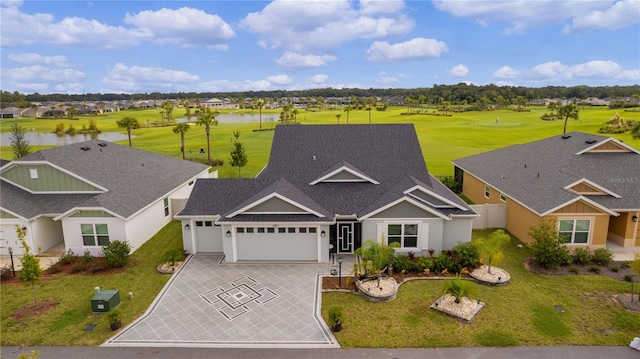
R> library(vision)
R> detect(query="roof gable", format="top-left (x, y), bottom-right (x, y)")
top-left (576, 137), bottom-right (639, 154)
top-left (309, 161), bottom-right (379, 185)
top-left (360, 197), bottom-right (450, 220)
top-left (564, 178), bottom-right (620, 198)
top-left (404, 185), bottom-right (467, 210)
top-left (227, 193), bottom-right (325, 217)
top-left (1, 162), bottom-right (106, 194)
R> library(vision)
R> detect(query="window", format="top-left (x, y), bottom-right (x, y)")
top-left (29, 168), bottom-right (38, 179)
top-left (278, 228), bottom-right (286, 233)
top-left (257, 227), bottom-right (265, 233)
top-left (500, 193), bottom-right (507, 202)
top-left (387, 224), bottom-right (418, 248)
top-left (559, 219), bottom-right (590, 244)
top-left (81, 224), bottom-right (110, 246)
top-left (237, 227), bottom-right (245, 233)
top-left (195, 221), bottom-right (203, 227)
top-left (309, 227), bottom-right (317, 233)
top-left (287, 227), bottom-right (296, 233)
top-left (204, 221), bottom-right (212, 227)
top-left (484, 185), bottom-right (490, 198)
top-left (163, 198), bottom-right (170, 217)
top-left (246, 228), bottom-right (255, 233)
top-left (267, 228), bottom-right (275, 233)
top-left (299, 227), bottom-right (307, 233)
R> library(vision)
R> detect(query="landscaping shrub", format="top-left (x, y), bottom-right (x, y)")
top-left (59, 249), bottom-right (75, 265)
top-left (433, 253), bottom-right (454, 274)
top-left (102, 240), bottom-right (131, 268)
top-left (47, 263), bottom-right (61, 274)
top-left (452, 242), bottom-right (480, 272)
top-left (623, 274), bottom-right (633, 282)
top-left (78, 250), bottom-right (93, 264)
top-left (529, 219), bottom-right (572, 269)
top-left (164, 248), bottom-right (184, 266)
top-left (592, 248), bottom-right (613, 266)
top-left (568, 266), bottom-right (579, 274)
top-left (415, 256), bottom-right (434, 273)
top-left (0, 264), bottom-right (13, 280)
top-left (392, 255), bottom-right (415, 273)
top-left (609, 265), bottom-right (619, 273)
top-left (588, 266), bottom-right (601, 274)
top-left (572, 248), bottom-right (592, 265)
top-left (70, 262), bottom-right (88, 273)
top-left (443, 274), bottom-right (474, 304)
top-left (621, 261), bottom-right (631, 268)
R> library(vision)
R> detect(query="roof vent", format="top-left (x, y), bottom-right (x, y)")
top-left (585, 140), bottom-right (596, 144)
top-left (98, 142), bottom-right (107, 147)
top-left (561, 135), bottom-right (571, 139)
top-left (312, 155), bottom-right (317, 160)
top-left (80, 146), bottom-right (91, 151)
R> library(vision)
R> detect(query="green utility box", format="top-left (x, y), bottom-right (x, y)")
top-left (91, 290), bottom-right (120, 313)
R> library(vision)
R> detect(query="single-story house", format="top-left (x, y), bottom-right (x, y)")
top-left (176, 124), bottom-right (477, 262)
top-left (0, 140), bottom-right (211, 256)
top-left (453, 132), bottom-right (640, 249)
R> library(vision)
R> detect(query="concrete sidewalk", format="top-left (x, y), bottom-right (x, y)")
top-left (2, 345), bottom-right (639, 359)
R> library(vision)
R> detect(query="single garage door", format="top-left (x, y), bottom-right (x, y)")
top-left (0, 224), bottom-right (24, 256)
top-left (194, 221), bottom-right (223, 252)
top-left (236, 226), bottom-right (318, 261)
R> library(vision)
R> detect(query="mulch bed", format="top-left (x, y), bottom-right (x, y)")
top-left (322, 271), bottom-right (460, 291)
top-left (0, 258), bottom-right (133, 286)
top-left (13, 300), bottom-right (59, 321)
top-left (524, 257), bottom-right (635, 282)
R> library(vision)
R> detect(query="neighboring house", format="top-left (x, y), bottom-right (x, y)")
top-left (453, 132), bottom-right (640, 250)
top-left (0, 107), bottom-right (21, 119)
top-left (0, 140), bottom-right (211, 256)
top-left (177, 124), bottom-right (477, 262)
top-left (201, 98), bottom-right (240, 110)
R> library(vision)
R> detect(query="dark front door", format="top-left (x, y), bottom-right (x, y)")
top-left (337, 223), bottom-right (353, 253)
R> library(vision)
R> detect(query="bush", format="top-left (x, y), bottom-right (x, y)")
top-left (392, 255), bottom-right (415, 273)
top-left (1, 264), bottom-right (13, 280)
top-left (568, 266), bottom-right (579, 274)
top-left (70, 262), bottom-right (88, 273)
top-left (102, 240), bottom-right (131, 268)
top-left (572, 248), bottom-right (592, 265)
top-left (443, 274), bottom-right (474, 304)
top-left (433, 253), bottom-right (454, 274)
top-left (328, 306), bottom-right (343, 326)
top-left (78, 250), bottom-right (93, 264)
top-left (415, 256), bottom-right (434, 273)
top-left (47, 263), bottom-right (61, 274)
top-left (529, 219), bottom-right (571, 269)
top-left (59, 249), bottom-right (75, 265)
top-left (164, 248), bottom-right (184, 266)
top-left (623, 274), bottom-right (633, 282)
top-left (621, 261), bottom-right (631, 268)
top-left (609, 265), bottom-right (619, 273)
top-left (592, 248), bottom-right (613, 266)
top-left (588, 266), bottom-right (601, 274)
top-left (452, 242), bottom-right (480, 272)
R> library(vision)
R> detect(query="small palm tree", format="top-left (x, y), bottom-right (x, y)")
top-left (335, 113), bottom-right (341, 124)
top-left (473, 229), bottom-right (510, 275)
top-left (195, 110), bottom-right (218, 163)
top-left (558, 103), bottom-right (579, 134)
top-left (173, 123), bottom-right (190, 159)
top-left (443, 274), bottom-right (473, 304)
top-left (116, 117), bottom-right (138, 147)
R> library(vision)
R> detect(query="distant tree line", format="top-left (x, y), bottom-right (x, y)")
top-left (1, 84), bottom-right (639, 109)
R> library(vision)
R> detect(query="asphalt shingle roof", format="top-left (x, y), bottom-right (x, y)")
top-left (0, 139), bottom-right (210, 219)
top-left (452, 132), bottom-right (640, 214)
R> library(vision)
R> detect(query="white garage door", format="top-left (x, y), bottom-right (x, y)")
top-left (194, 221), bottom-right (223, 252)
top-left (236, 226), bottom-right (317, 261)
top-left (0, 224), bottom-right (24, 256)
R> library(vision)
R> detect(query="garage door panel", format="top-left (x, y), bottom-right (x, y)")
top-left (195, 228), bottom-right (223, 252)
top-left (0, 225), bottom-right (24, 256)
top-left (237, 234), bottom-right (317, 261)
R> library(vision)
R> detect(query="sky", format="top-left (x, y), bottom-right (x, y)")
top-left (1, 0), bottom-right (639, 95)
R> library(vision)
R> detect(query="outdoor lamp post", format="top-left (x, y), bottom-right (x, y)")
top-left (8, 246), bottom-right (15, 277)
top-left (338, 257), bottom-right (343, 288)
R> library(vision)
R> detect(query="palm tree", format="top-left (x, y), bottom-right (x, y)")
top-left (253, 98), bottom-right (266, 130)
top-left (343, 106), bottom-right (351, 124)
top-left (365, 97), bottom-right (376, 124)
top-left (558, 103), bottom-right (579, 134)
top-left (116, 117), bottom-right (138, 147)
top-left (173, 123), bottom-right (190, 159)
top-left (195, 110), bottom-right (218, 163)
top-left (335, 113), bottom-right (341, 124)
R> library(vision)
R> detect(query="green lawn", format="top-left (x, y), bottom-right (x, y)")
top-left (1, 106), bottom-right (638, 177)
top-left (0, 221), bottom-right (183, 346)
top-left (322, 230), bottom-right (640, 347)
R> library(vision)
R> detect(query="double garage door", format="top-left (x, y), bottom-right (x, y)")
top-left (236, 226), bottom-right (318, 261)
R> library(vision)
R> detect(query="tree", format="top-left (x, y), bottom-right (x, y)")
top-left (173, 123), bottom-right (190, 159)
top-left (443, 274), bottom-right (474, 304)
top-left (10, 124), bottom-right (32, 159)
top-left (229, 130), bottom-right (248, 177)
top-left (529, 218), bottom-right (571, 269)
top-left (365, 97), bottom-right (376, 124)
top-left (352, 238), bottom-right (399, 288)
top-left (252, 98), bottom-right (266, 130)
top-left (473, 229), bottom-right (510, 275)
top-left (343, 106), bottom-right (351, 124)
top-left (631, 123), bottom-right (640, 140)
top-left (442, 101), bottom-right (451, 115)
top-left (17, 225), bottom-right (42, 310)
top-left (558, 103), bottom-right (579, 134)
top-left (335, 113), bottom-right (341, 124)
top-left (196, 109), bottom-right (218, 163)
top-left (116, 117), bottom-right (138, 147)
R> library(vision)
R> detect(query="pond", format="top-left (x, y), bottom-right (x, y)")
top-left (177, 113), bottom-right (281, 123)
top-left (0, 132), bottom-right (131, 146)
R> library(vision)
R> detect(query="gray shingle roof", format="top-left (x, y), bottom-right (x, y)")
top-left (452, 132), bottom-right (640, 214)
top-left (1, 139), bottom-right (210, 219)
top-left (180, 124), bottom-right (474, 221)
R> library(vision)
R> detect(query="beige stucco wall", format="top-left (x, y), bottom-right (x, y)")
top-left (462, 172), bottom-right (505, 205)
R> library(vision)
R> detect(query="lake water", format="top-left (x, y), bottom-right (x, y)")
top-left (178, 113), bottom-right (280, 123)
top-left (0, 132), bottom-right (131, 146)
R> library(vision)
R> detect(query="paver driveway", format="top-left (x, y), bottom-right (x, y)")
top-left (103, 254), bottom-right (340, 348)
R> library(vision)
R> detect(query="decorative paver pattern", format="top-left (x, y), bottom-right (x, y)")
top-left (103, 255), bottom-right (340, 348)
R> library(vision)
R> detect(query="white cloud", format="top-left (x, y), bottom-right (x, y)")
top-left (7, 53), bottom-right (70, 67)
top-left (616, 69), bottom-right (640, 81)
top-left (276, 52), bottom-right (337, 70)
top-left (571, 60), bottom-right (621, 77)
top-left (520, 60), bottom-right (639, 83)
top-left (309, 74), bottom-right (328, 84)
top-left (124, 7), bottom-right (235, 47)
top-left (450, 64), bottom-right (469, 77)
top-left (433, 0), bottom-right (619, 34)
top-left (266, 74), bottom-right (293, 85)
top-left (359, 0), bottom-right (405, 15)
top-left (366, 38), bottom-right (448, 62)
top-left (102, 63), bottom-right (199, 92)
top-left (493, 65), bottom-right (519, 79)
top-left (240, 0), bottom-right (414, 53)
top-left (1, 64), bottom-right (85, 93)
top-left (563, 0), bottom-right (640, 33)
top-left (375, 71), bottom-right (400, 84)
top-left (198, 79), bottom-right (273, 92)
top-left (530, 61), bottom-right (569, 78)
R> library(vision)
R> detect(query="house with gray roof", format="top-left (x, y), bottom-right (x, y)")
top-left (177, 124), bottom-right (476, 262)
top-left (453, 132), bottom-right (640, 250)
top-left (0, 140), bottom-right (211, 256)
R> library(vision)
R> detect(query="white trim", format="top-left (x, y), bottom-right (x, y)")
top-left (0, 161), bottom-right (108, 193)
top-left (53, 207), bottom-right (125, 221)
top-left (575, 137), bottom-right (640, 155)
top-left (359, 197), bottom-right (450, 220)
top-left (0, 207), bottom-right (29, 221)
top-left (383, 221), bottom-right (422, 250)
top-left (557, 218), bottom-right (592, 245)
top-left (564, 178), bottom-right (621, 198)
top-left (403, 185), bottom-right (467, 210)
top-left (540, 195), bottom-right (618, 217)
top-left (309, 166), bottom-right (379, 185)
top-left (227, 193), bottom-right (326, 218)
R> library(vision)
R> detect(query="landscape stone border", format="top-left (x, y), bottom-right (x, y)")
top-left (468, 265), bottom-right (511, 286)
top-left (431, 294), bottom-right (485, 324)
top-left (354, 277), bottom-right (399, 302)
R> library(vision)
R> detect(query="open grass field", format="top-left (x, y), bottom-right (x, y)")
top-left (1, 105), bottom-right (639, 177)
top-left (322, 229), bottom-right (640, 348)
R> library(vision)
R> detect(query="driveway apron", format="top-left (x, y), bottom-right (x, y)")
top-left (103, 255), bottom-right (339, 348)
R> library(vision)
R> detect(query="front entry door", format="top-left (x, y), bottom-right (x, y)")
top-left (337, 223), bottom-right (353, 253)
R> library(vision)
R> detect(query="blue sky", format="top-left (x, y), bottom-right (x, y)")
top-left (1, 0), bottom-right (639, 94)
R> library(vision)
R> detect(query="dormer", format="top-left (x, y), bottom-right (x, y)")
top-left (564, 178), bottom-right (620, 198)
top-left (0, 161), bottom-right (106, 194)
top-left (309, 161), bottom-right (379, 185)
top-left (404, 185), bottom-right (468, 210)
top-left (576, 138), bottom-right (639, 155)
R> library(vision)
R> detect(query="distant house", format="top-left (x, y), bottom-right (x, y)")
top-left (453, 132), bottom-right (640, 250)
top-left (0, 107), bottom-right (20, 119)
top-left (201, 98), bottom-right (239, 110)
top-left (177, 124), bottom-right (477, 262)
top-left (0, 140), bottom-right (211, 256)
